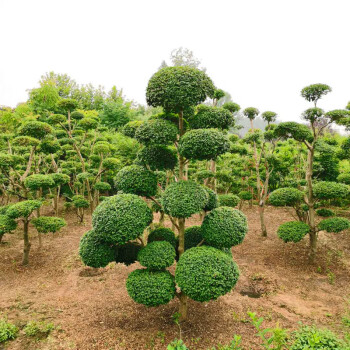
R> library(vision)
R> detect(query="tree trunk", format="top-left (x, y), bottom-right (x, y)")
top-left (309, 231), bottom-right (317, 263)
top-left (159, 212), bottom-right (164, 225)
top-left (258, 204), bottom-right (267, 237)
top-left (22, 219), bottom-right (30, 265)
top-left (210, 160), bottom-right (216, 191)
top-left (177, 217), bottom-right (187, 321)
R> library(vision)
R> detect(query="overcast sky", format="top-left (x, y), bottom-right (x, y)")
top-left (0, 0), bottom-right (349, 123)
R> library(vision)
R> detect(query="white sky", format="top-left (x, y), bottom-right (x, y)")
top-left (0, 0), bottom-right (349, 123)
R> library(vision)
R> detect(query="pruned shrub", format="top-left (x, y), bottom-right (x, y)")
top-left (138, 241), bottom-right (176, 270)
top-left (32, 216), bottom-right (66, 234)
top-left (184, 226), bottom-right (203, 250)
top-left (268, 188), bottom-right (304, 207)
top-left (318, 217), bottom-right (350, 233)
top-left (316, 208), bottom-right (335, 217)
top-left (136, 145), bottom-right (177, 171)
top-left (148, 227), bottom-right (177, 248)
top-left (277, 221), bottom-right (310, 243)
top-left (313, 181), bottom-right (349, 200)
top-left (218, 194), bottom-right (240, 208)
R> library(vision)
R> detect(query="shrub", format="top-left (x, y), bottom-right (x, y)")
top-left (93, 181), bottom-right (111, 191)
top-left (6, 200), bottom-right (42, 219)
top-left (268, 188), bottom-right (304, 207)
top-left (219, 194), bottom-right (240, 208)
top-left (136, 145), bottom-right (177, 171)
top-left (23, 320), bottom-right (55, 337)
top-left (70, 111), bottom-right (84, 120)
top-left (179, 129), bottom-right (230, 161)
top-left (115, 243), bottom-right (141, 265)
top-left (175, 246), bottom-right (239, 302)
top-left (135, 119), bottom-right (178, 146)
top-left (138, 241), bottom-right (176, 270)
top-left (337, 173), bottom-right (350, 185)
top-left (92, 194), bottom-right (153, 244)
top-left (203, 187), bottom-right (219, 211)
top-left (318, 217), bottom-right (350, 233)
top-left (72, 195), bottom-right (89, 208)
top-left (239, 191), bottom-right (253, 200)
top-left (184, 226), bottom-right (203, 250)
top-left (189, 105), bottom-right (233, 130)
top-left (115, 165), bottom-right (158, 197)
top-left (316, 208), bottom-right (335, 217)
top-left (24, 174), bottom-right (55, 190)
top-left (0, 215), bottom-right (17, 236)
top-left (40, 138), bottom-right (60, 154)
top-left (18, 121), bottom-right (52, 139)
top-left (32, 216), bottom-right (66, 234)
top-left (79, 230), bottom-right (116, 268)
top-left (313, 181), bottom-right (349, 200)
top-left (202, 207), bottom-right (247, 248)
top-left (162, 180), bottom-right (208, 218)
top-left (126, 269), bottom-right (176, 307)
top-left (148, 227), bottom-right (177, 248)
top-left (122, 120), bottom-right (144, 138)
top-left (277, 221), bottom-right (310, 243)
top-left (49, 173), bottom-right (70, 186)
top-left (274, 122), bottom-right (314, 143)
top-left (79, 118), bottom-right (99, 131)
top-left (102, 157), bottom-right (120, 170)
top-left (0, 318), bottom-right (18, 342)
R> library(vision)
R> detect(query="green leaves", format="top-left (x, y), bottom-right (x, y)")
top-left (274, 122), bottom-right (314, 143)
top-left (318, 217), bottom-right (350, 233)
top-left (268, 188), bottom-right (304, 207)
top-left (189, 105), bottom-right (234, 130)
top-left (138, 241), bottom-right (176, 270)
top-left (277, 221), bottom-right (310, 243)
top-left (301, 84), bottom-right (332, 103)
top-left (6, 200), bottom-right (42, 219)
top-left (313, 181), bottom-right (349, 200)
top-left (32, 216), bottom-right (66, 234)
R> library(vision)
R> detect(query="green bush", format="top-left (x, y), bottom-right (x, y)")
top-left (318, 217), bottom-right (350, 233)
top-left (40, 138), bottom-right (60, 154)
top-left (49, 173), bottom-right (70, 186)
top-left (24, 174), bottom-right (55, 190)
top-left (32, 216), bottom-right (66, 234)
top-left (0, 318), bottom-right (18, 342)
top-left (277, 221), bottom-right (310, 243)
top-left (179, 129), bottom-right (230, 161)
top-left (72, 195), bottom-right (89, 209)
top-left (92, 194), bottom-right (153, 244)
top-left (189, 105), bottom-right (233, 130)
top-left (0, 215), bottom-right (17, 236)
top-left (138, 241), bottom-right (176, 270)
top-left (268, 188), bottom-right (304, 207)
top-left (148, 227), bottom-right (177, 248)
top-left (203, 187), bottom-right (219, 211)
top-left (184, 226), bottom-right (203, 250)
top-left (136, 145), bottom-right (177, 171)
top-left (313, 181), bottom-right (349, 200)
top-left (23, 320), bottom-right (55, 337)
top-left (239, 191), bottom-right (253, 200)
top-left (115, 165), bottom-right (158, 197)
top-left (79, 230), bottom-right (116, 268)
top-left (175, 246), bottom-right (239, 302)
top-left (122, 120), bottom-right (144, 138)
top-left (102, 157), bottom-right (120, 170)
top-left (202, 207), bottom-right (247, 248)
top-left (70, 111), bottom-right (84, 120)
top-left (79, 118), bottom-right (99, 131)
top-left (162, 180), bottom-right (208, 218)
top-left (126, 269), bottom-right (176, 307)
top-left (18, 121), bottom-right (52, 139)
top-left (291, 325), bottom-right (345, 350)
top-left (115, 243), bottom-right (141, 265)
top-left (316, 208), bottom-right (335, 217)
top-left (337, 173), bottom-right (350, 185)
top-left (218, 194), bottom-right (240, 208)
top-left (93, 181), bottom-right (111, 191)
top-left (274, 122), bottom-right (314, 143)
top-left (135, 119), bottom-right (178, 146)
top-left (6, 200), bottom-right (42, 219)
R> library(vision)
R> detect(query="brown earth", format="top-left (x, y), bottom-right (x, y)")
top-left (1, 205), bottom-right (350, 350)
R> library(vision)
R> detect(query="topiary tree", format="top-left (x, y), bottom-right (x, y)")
top-left (0, 214), bottom-right (17, 244)
top-left (218, 194), bottom-right (240, 208)
top-left (32, 216), bottom-right (66, 246)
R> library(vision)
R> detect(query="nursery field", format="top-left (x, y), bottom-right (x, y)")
top-left (1, 204), bottom-right (350, 349)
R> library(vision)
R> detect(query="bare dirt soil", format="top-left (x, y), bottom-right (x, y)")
top-left (1, 205), bottom-right (350, 349)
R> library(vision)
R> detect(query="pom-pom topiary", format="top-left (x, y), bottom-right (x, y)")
top-left (175, 246), bottom-right (239, 302)
top-left (313, 181), bottom-right (349, 200)
top-left (318, 217), bottom-right (350, 233)
top-left (277, 221), bottom-right (310, 243)
top-left (148, 227), bottom-right (177, 248)
top-left (239, 191), bottom-right (253, 200)
top-left (115, 243), bottom-right (141, 266)
top-left (92, 194), bottom-right (153, 244)
top-left (93, 181), bottom-right (111, 191)
top-left (218, 194), bottom-right (240, 208)
top-left (184, 226), bottom-right (203, 250)
top-left (18, 121), bottom-right (53, 139)
top-left (203, 187), bottom-right (219, 212)
top-left (32, 216), bottom-right (66, 234)
top-left (201, 207), bottom-right (247, 248)
top-left (0, 215), bottom-right (17, 236)
top-left (79, 230), bottom-right (116, 268)
top-left (189, 105), bottom-right (233, 130)
top-left (136, 145), bottom-right (177, 171)
top-left (126, 269), bottom-right (176, 307)
top-left (138, 241), bottom-right (176, 270)
top-left (115, 165), bottom-right (158, 197)
top-left (316, 208), bottom-right (335, 217)
top-left (70, 111), bottom-right (84, 120)
top-left (274, 122), bottom-right (314, 143)
top-left (268, 188), bottom-right (304, 207)
top-left (162, 181), bottom-right (208, 218)
top-left (122, 120), bottom-right (144, 138)
top-left (6, 200), bottom-right (42, 219)
top-left (24, 174), bottom-right (55, 191)
top-left (179, 129), bottom-right (230, 161)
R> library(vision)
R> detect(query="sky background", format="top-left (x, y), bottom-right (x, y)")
top-left (0, 0), bottom-right (349, 123)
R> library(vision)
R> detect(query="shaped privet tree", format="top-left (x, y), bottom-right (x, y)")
top-left (273, 84), bottom-right (350, 262)
top-left (79, 66), bottom-right (248, 321)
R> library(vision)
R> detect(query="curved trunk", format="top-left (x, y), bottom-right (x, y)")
top-left (22, 219), bottom-right (30, 265)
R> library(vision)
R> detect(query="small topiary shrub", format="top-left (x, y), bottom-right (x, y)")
top-left (0, 215), bottom-right (17, 238)
top-left (318, 217), bottom-right (350, 233)
top-left (115, 165), bottom-right (158, 197)
top-left (337, 173), bottom-right (350, 185)
top-left (32, 216), bottom-right (66, 234)
top-left (126, 269), bottom-right (176, 307)
top-left (6, 200), bottom-right (42, 219)
top-left (202, 207), bottom-right (247, 248)
top-left (18, 121), bottom-right (53, 139)
top-left (218, 194), bottom-right (240, 208)
top-left (316, 208), bottom-right (335, 217)
top-left (175, 246), bottom-right (239, 302)
top-left (203, 187), bottom-right (219, 212)
top-left (79, 230), bottom-right (116, 268)
top-left (138, 241), bottom-right (176, 270)
top-left (189, 105), bottom-right (233, 130)
top-left (148, 227), bottom-right (177, 248)
top-left (24, 174), bottom-right (55, 191)
top-left (92, 194), bottom-right (153, 244)
top-left (162, 180), bottom-right (208, 218)
top-left (277, 221), bottom-right (310, 243)
top-left (93, 181), bottom-right (111, 191)
top-left (268, 188), bottom-right (304, 207)
top-left (184, 226), bottom-right (203, 250)
top-left (122, 120), bottom-right (144, 138)
top-left (239, 191), bottom-right (253, 200)
top-left (115, 243), bottom-right (141, 266)
top-left (136, 145), bottom-right (177, 171)
top-left (0, 318), bottom-right (18, 343)
top-left (313, 181), bottom-right (349, 200)
top-left (49, 173), bottom-right (70, 186)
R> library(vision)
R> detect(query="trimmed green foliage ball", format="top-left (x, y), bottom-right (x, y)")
top-left (32, 216), bottom-right (66, 234)
top-left (92, 194), bottom-right (153, 244)
top-left (162, 181), bottom-right (208, 218)
top-left (93, 181), bottom-right (111, 191)
top-left (79, 118), bottom-right (98, 131)
top-left (274, 122), bottom-right (314, 143)
top-left (122, 120), bottom-right (144, 138)
top-left (337, 173), bottom-right (350, 184)
top-left (126, 269), bottom-right (175, 307)
top-left (184, 226), bottom-right (203, 250)
top-left (0, 153), bottom-right (16, 168)
top-left (179, 129), bottom-right (230, 161)
top-left (243, 107), bottom-right (259, 120)
top-left (313, 181), bottom-right (349, 200)
top-left (239, 191), bottom-right (253, 200)
top-left (223, 102), bottom-right (240, 113)
top-left (102, 157), bottom-right (120, 170)
top-left (148, 227), bottom-right (177, 248)
top-left (138, 241), bottom-right (176, 270)
top-left (203, 187), bottom-right (219, 211)
top-left (316, 208), bottom-right (335, 217)
top-left (72, 195), bottom-right (89, 209)
top-left (136, 145), bottom-right (177, 171)
top-left (218, 194), bottom-right (240, 208)
top-left (79, 230), bottom-right (116, 268)
top-left (24, 174), bottom-right (55, 190)
top-left (301, 83), bottom-right (332, 103)
top-left (175, 246), bottom-right (239, 302)
top-left (277, 221), bottom-right (310, 243)
top-left (6, 200), bottom-right (42, 219)
top-left (70, 111), bottom-right (84, 120)
top-left (135, 119), bottom-right (177, 146)
top-left (268, 188), bottom-right (304, 207)
top-left (40, 138), bottom-right (60, 154)
top-left (18, 121), bottom-right (52, 139)
top-left (318, 217), bottom-right (350, 233)
top-left (115, 165), bottom-right (158, 197)
top-left (48, 114), bottom-right (66, 124)
top-left (0, 215), bottom-right (17, 235)
top-left (189, 105), bottom-right (233, 130)
top-left (146, 66), bottom-right (215, 113)
top-left (115, 243), bottom-right (141, 265)
top-left (13, 136), bottom-right (40, 147)
top-left (202, 207), bottom-right (247, 248)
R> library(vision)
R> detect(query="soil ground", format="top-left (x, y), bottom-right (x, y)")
top-left (1, 204), bottom-right (350, 349)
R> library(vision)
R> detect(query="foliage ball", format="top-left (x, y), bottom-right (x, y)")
top-left (268, 188), bottom-right (304, 207)
top-left (136, 145), bottom-right (177, 171)
top-left (316, 208), bottom-right (335, 217)
top-left (24, 174), bottom-right (55, 191)
top-left (239, 191), bottom-right (253, 200)
top-left (122, 120), bottom-right (144, 138)
top-left (18, 121), bottom-right (53, 139)
top-left (184, 226), bottom-right (203, 250)
top-left (32, 216), bottom-right (66, 233)
top-left (0, 215), bottom-right (17, 235)
top-left (138, 241), bottom-right (176, 270)
top-left (277, 221), bottom-right (310, 243)
top-left (318, 217), bottom-right (350, 233)
top-left (189, 105), bottom-right (233, 130)
top-left (313, 181), bottom-right (349, 200)
top-left (218, 194), bottom-right (240, 208)
top-left (148, 227), bottom-right (177, 248)
top-left (6, 200), bottom-right (42, 219)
